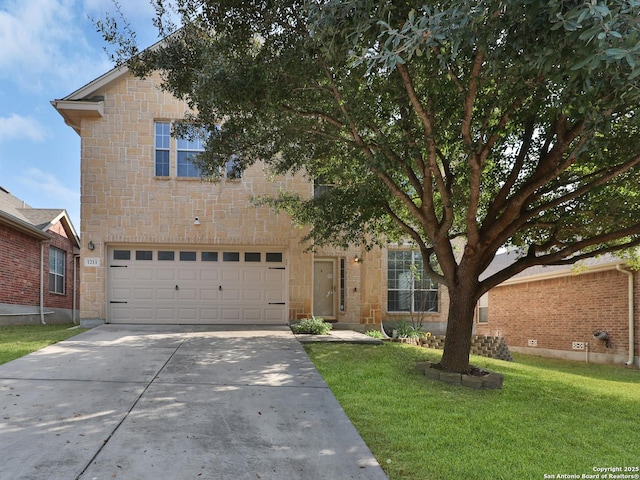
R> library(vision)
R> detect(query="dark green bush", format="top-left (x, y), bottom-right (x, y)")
top-left (291, 317), bottom-right (332, 335)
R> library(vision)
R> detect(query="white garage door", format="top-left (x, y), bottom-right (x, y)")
top-left (107, 247), bottom-right (287, 324)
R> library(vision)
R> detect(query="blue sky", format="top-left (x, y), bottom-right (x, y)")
top-left (0, 0), bottom-right (160, 231)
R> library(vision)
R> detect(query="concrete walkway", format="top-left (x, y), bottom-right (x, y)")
top-left (0, 325), bottom-right (388, 480)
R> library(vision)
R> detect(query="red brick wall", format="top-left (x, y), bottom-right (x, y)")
top-left (1, 221), bottom-right (78, 312)
top-left (45, 223), bottom-right (78, 311)
top-left (0, 225), bottom-right (42, 306)
top-left (476, 269), bottom-right (631, 359)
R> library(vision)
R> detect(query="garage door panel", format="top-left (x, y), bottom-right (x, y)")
top-left (243, 289), bottom-right (262, 302)
top-left (242, 270), bottom-right (263, 282)
top-left (242, 309), bottom-right (262, 321)
top-left (156, 308), bottom-right (177, 320)
top-left (178, 270), bottom-right (198, 281)
top-left (200, 270), bottom-right (219, 281)
top-left (156, 269), bottom-right (176, 281)
top-left (200, 309), bottom-right (220, 320)
top-left (156, 288), bottom-right (177, 299)
top-left (200, 289), bottom-right (220, 301)
top-left (111, 268), bottom-right (133, 281)
top-left (265, 308), bottom-right (286, 322)
top-left (133, 308), bottom-right (154, 321)
top-left (265, 289), bottom-right (285, 302)
top-left (177, 308), bottom-right (197, 320)
top-left (133, 269), bottom-right (154, 281)
top-left (220, 287), bottom-right (240, 301)
top-left (112, 287), bottom-right (131, 300)
top-left (221, 309), bottom-right (241, 321)
top-left (221, 270), bottom-right (241, 282)
top-left (132, 288), bottom-right (155, 300)
top-left (108, 247), bottom-right (286, 324)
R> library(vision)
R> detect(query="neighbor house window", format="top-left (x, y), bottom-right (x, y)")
top-left (177, 134), bottom-right (206, 178)
top-left (155, 122), bottom-right (170, 177)
top-left (478, 293), bottom-right (489, 323)
top-left (387, 250), bottom-right (438, 313)
top-left (49, 247), bottom-right (65, 294)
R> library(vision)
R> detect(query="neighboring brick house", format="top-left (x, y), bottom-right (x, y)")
top-left (52, 66), bottom-right (449, 329)
top-left (0, 186), bottom-right (80, 325)
top-left (476, 251), bottom-right (640, 367)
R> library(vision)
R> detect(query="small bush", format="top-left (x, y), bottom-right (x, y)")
top-left (291, 317), bottom-right (333, 335)
top-left (365, 329), bottom-right (384, 339)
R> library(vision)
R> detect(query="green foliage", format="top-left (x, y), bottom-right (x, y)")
top-left (305, 343), bottom-right (640, 480)
top-left (290, 317), bottom-right (333, 335)
top-left (386, 320), bottom-right (427, 339)
top-left (99, 0), bottom-right (640, 371)
top-left (364, 329), bottom-right (384, 339)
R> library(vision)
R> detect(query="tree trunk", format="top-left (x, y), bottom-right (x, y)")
top-left (439, 286), bottom-right (478, 373)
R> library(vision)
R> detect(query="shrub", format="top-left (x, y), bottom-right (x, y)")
top-left (291, 317), bottom-right (332, 335)
top-left (364, 329), bottom-right (384, 339)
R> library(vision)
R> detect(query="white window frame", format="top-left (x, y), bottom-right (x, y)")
top-left (387, 250), bottom-right (439, 313)
top-left (49, 246), bottom-right (65, 294)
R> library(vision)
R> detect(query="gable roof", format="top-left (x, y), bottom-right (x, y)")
top-left (0, 186), bottom-right (80, 247)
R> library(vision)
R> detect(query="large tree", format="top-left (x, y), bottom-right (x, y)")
top-left (104, 0), bottom-right (640, 373)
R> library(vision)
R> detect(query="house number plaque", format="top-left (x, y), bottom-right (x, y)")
top-left (84, 257), bottom-right (101, 267)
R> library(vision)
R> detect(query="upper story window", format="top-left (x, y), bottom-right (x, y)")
top-left (387, 250), bottom-right (439, 313)
top-left (177, 134), bottom-right (206, 177)
top-left (155, 122), bottom-right (171, 177)
top-left (314, 176), bottom-right (333, 198)
top-left (49, 247), bottom-right (65, 294)
top-left (154, 121), bottom-right (241, 180)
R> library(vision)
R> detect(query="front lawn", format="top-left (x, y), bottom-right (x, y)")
top-left (0, 324), bottom-right (87, 365)
top-left (304, 342), bottom-right (640, 480)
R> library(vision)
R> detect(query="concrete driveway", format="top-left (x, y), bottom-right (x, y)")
top-left (0, 325), bottom-right (388, 480)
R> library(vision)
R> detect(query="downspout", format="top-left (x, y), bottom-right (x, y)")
top-left (616, 265), bottom-right (635, 366)
top-left (40, 241), bottom-right (47, 325)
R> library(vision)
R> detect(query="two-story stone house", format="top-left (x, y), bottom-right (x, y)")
top-left (52, 65), bottom-right (448, 329)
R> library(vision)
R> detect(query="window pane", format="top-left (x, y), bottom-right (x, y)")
top-left (414, 290), bottom-right (438, 312)
top-left (266, 253), bottom-right (283, 263)
top-left (387, 250), bottom-right (438, 313)
top-left (245, 252), bottom-right (261, 262)
top-left (113, 250), bottom-right (131, 260)
top-left (155, 150), bottom-right (169, 176)
top-left (136, 250), bottom-right (153, 260)
top-left (177, 152), bottom-right (201, 177)
top-left (201, 252), bottom-right (218, 262)
top-left (179, 251), bottom-right (197, 261)
top-left (223, 252), bottom-right (240, 262)
top-left (155, 122), bottom-right (170, 177)
top-left (226, 156), bottom-right (242, 179)
top-left (387, 290), bottom-right (410, 312)
top-left (155, 122), bottom-right (170, 148)
top-left (158, 251), bottom-right (175, 261)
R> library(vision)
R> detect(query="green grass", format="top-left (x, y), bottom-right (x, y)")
top-left (304, 342), bottom-right (640, 480)
top-left (0, 324), bottom-right (87, 365)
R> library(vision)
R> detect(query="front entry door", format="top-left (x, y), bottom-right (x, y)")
top-left (313, 259), bottom-right (336, 319)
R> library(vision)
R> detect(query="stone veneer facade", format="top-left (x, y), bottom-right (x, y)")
top-left (56, 69), bottom-right (448, 327)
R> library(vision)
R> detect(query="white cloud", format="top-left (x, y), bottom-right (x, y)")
top-left (0, 114), bottom-right (47, 143)
top-left (0, 0), bottom-right (119, 93)
top-left (18, 167), bottom-right (81, 227)
top-left (20, 167), bottom-right (79, 201)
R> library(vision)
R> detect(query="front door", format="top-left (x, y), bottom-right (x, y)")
top-left (313, 259), bottom-right (336, 319)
